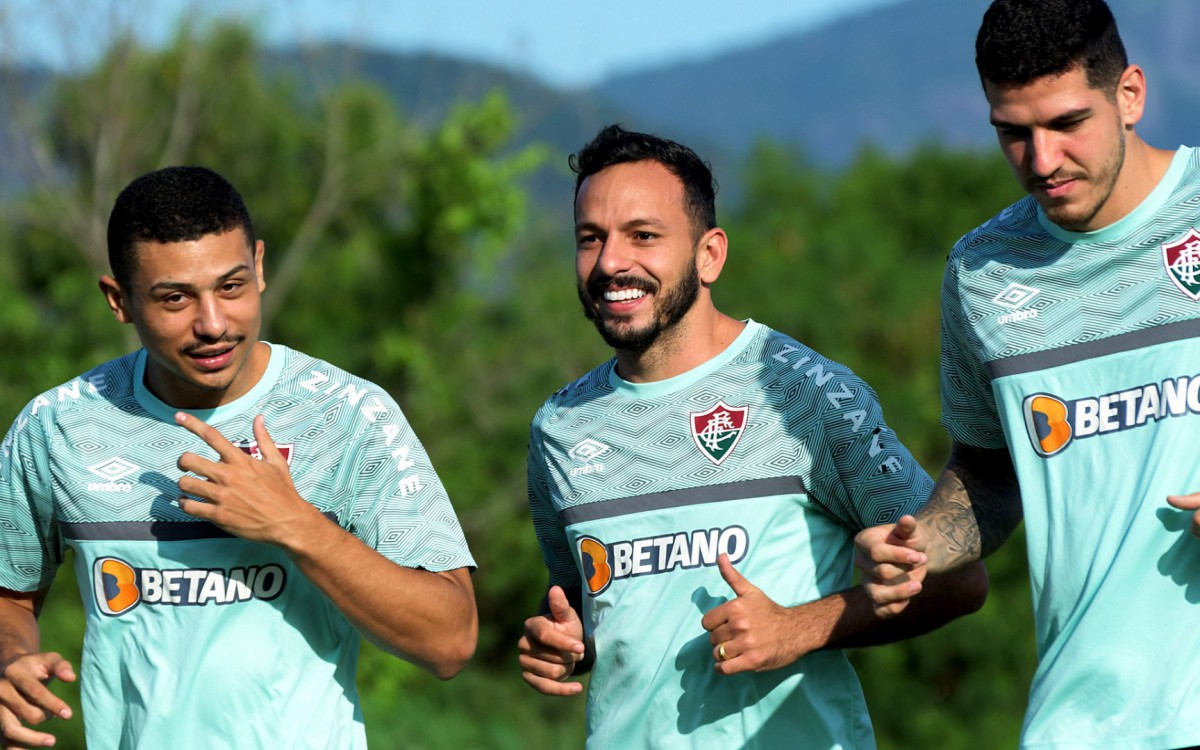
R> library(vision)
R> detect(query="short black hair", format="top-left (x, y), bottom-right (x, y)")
top-left (570, 124), bottom-right (717, 239)
top-left (976, 0), bottom-right (1128, 93)
top-left (107, 166), bottom-right (255, 287)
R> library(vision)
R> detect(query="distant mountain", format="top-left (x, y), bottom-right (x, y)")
top-left (4, 0), bottom-right (1196, 201)
top-left (263, 45), bottom-right (626, 160)
top-left (593, 0), bottom-right (1200, 163)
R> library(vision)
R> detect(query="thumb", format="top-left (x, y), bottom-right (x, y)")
top-left (717, 554), bottom-right (756, 597)
top-left (1167, 492), bottom-right (1200, 511)
top-left (546, 585), bottom-right (578, 624)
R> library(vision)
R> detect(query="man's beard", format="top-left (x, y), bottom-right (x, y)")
top-left (578, 261), bottom-right (701, 353)
top-left (1037, 118), bottom-right (1125, 231)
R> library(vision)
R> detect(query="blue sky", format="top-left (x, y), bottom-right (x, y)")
top-left (5, 0), bottom-right (903, 88)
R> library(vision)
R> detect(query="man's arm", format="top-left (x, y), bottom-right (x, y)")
top-left (175, 412), bottom-right (477, 680)
top-left (855, 442), bottom-right (1022, 616)
top-left (700, 554), bottom-right (987, 675)
top-left (0, 587), bottom-right (76, 747)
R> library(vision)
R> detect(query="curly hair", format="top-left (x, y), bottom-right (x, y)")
top-left (976, 0), bottom-right (1128, 94)
top-left (107, 166), bottom-right (255, 286)
top-left (570, 124), bottom-right (718, 239)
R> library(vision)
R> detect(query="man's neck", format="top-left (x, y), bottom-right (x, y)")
top-left (1088, 139), bottom-right (1177, 231)
top-left (614, 309), bottom-right (745, 384)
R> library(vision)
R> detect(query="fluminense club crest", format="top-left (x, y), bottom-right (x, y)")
top-left (234, 441), bottom-right (294, 466)
top-left (1163, 227), bottom-right (1200, 301)
top-left (690, 401), bottom-right (748, 465)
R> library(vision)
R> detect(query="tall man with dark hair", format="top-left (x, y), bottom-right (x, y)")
top-left (0, 166), bottom-right (477, 749)
top-left (518, 124), bottom-right (987, 748)
top-left (855, 0), bottom-right (1200, 746)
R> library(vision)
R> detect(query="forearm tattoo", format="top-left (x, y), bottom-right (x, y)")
top-left (916, 445), bottom-right (1022, 570)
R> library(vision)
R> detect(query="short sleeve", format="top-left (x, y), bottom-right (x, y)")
top-left (805, 367), bottom-right (935, 530)
top-left (337, 394), bottom-right (474, 573)
top-left (0, 405), bottom-right (62, 591)
top-left (939, 252), bottom-right (1007, 448)
top-left (526, 419), bottom-right (577, 590)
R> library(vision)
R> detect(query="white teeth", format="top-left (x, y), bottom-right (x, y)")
top-left (604, 289), bottom-right (646, 302)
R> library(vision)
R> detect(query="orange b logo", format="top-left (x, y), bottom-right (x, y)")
top-left (578, 536), bottom-right (613, 595)
top-left (1024, 394), bottom-right (1073, 457)
top-left (94, 557), bottom-right (141, 616)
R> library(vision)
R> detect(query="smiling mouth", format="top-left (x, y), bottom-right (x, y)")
top-left (604, 288), bottom-right (647, 302)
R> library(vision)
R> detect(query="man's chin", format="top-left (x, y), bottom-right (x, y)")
top-left (596, 319), bottom-right (660, 352)
top-left (1040, 202), bottom-right (1098, 232)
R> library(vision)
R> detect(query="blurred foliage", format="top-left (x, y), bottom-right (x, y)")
top-left (1, 20), bottom-right (1040, 750)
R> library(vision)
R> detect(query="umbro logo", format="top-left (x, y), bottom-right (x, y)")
top-left (87, 457), bottom-right (139, 493)
top-left (568, 439), bottom-right (609, 463)
top-left (994, 283), bottom-right (1040, 325)
top-left (568, 439), bottom-right (609, 477)
top-left (88, 457), bottom-right (139, 481)
top-left (993, 283), bottom-right (1039, 309)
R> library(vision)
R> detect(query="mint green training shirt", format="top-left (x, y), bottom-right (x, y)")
top-left (0, 344), bottom-right (475, 749)
top-left (941, 147), bottom-right (1200, 749)
top-left (528, 321), bottom-right (933, 749)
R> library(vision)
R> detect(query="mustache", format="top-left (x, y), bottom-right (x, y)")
top-left (181, 334), bottom-right (244, 354)
top-left (1030, 169), bottom-right (1086, 188)
top-left (587, 273), bottom-right (659, 297)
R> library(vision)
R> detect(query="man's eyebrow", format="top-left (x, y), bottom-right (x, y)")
top-left (147, 264), bottom-right (251, 293)
top-left (575, 217), bottom-right (667, 231)
top-left (990, 107), bottom-right (1092, 128)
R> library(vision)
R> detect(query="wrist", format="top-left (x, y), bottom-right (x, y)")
top-left (275, 502), bottom-right (341, 558)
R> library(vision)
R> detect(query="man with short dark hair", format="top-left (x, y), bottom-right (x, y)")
top-left (0, 166), bottom-right (477, 749)
top-left (855, 1), bottom-right (1200, 746)
top-left (518, 124), bottom-right (987, 748)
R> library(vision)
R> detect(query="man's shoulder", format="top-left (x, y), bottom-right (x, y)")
top-left (14, 352), bottom-right (139, 423)
top-left (949, 195), bottom-right (1043, 265)
top-left (534, 359), bottom-right (616, 416)
top-left (1, 353), bottom-right (139, 471)
top-left (269, 344), bottom-right (397, 406)
top-left (751, 324), bottom-right (860, 392)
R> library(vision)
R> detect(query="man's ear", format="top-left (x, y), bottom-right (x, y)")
top-left (98, 275), bottom-right (133, 324)
top-left (254, 239), bottom-right (266, 293)
top-left (696, 227), bottom-right (729, 285)
top-left (1116, 64), bottom-right (1147, 128)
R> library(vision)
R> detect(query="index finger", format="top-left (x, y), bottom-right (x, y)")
top-left (250, 415), bottom-right (287, 465)
top-left (889, 515), bottom-right (920, 542)
top-left (524, 616), bottom-right (584, 654)
top-left (8, 655), bottom-right (75, 719)
top-left (0, 705), bottom-right (61, 749)
top-left (174, 412), bottom-right (240, 461)
top-left (854, 550), bottom-right (918, 584)
top-left (520, 670), bottom-right (584, 696)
